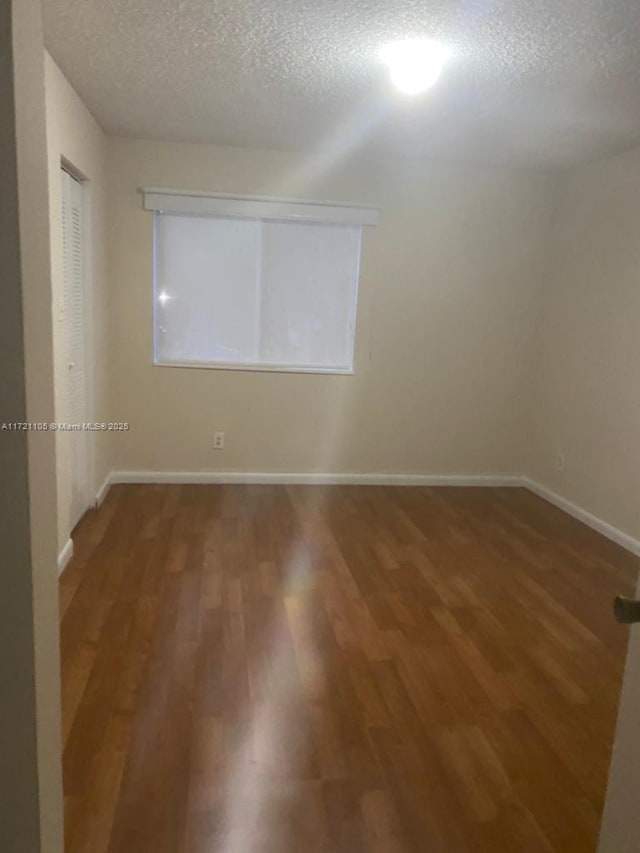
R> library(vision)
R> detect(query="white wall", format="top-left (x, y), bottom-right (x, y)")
top-left (531, 145), bottom-right (640, 542)
top-left (45, 53), bottom-right (110, 554)
top-left (2, 2), bottom-right (64, 849)
top-left (107, 137), bottom-right (552, 478)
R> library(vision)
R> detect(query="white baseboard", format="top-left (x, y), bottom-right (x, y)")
top-left (524, 479), bottom-right (640, 558)
top-left (95, 472), bottom-right (112, 507)
top-left (97, 470), bottom-right (640, 558)
top-left (57, 538), bottom-right (74, 576)
top-left (109, 470), bottom-right (523, 487)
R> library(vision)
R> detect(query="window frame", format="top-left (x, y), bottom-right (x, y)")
top-left (146, 189), bottom-right (378, 376)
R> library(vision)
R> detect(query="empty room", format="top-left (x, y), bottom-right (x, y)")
top-left (2, 0), bottom-right (640, 851)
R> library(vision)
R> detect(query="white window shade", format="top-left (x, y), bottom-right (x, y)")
top-left (151, 191), bottom-right (377, 373)
top-left (155, 215), bottom-right (260, 364)
top-left (260, 222), bottom-right (360, 369)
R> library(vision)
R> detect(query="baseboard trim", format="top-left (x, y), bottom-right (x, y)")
top-left (95, 473), bottom-right (112, 507)
top-left (109, 470), bottom-right (524, 487)
top-left (57, 538), bottom-right (74, 576)
top-left (100, 469), bottom-right (640, 557)
top-left (524, 479), bottom-right (640, 558)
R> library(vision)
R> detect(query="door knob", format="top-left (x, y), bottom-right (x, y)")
top-left (614, 596), bottom-right (640, 624)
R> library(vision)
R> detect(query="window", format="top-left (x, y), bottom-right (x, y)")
top-left (146, 190), bottom-right (378, 373)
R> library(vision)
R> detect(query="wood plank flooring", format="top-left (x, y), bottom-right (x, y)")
top-left (60, 485), bottom-right (639, 853)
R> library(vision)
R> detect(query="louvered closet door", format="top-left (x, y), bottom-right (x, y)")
top-left (61, 168), bottom-right (89, 529)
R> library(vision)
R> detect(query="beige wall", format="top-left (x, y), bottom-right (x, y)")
top-left (531, 145), bottom-right (640, 542)
top-left (45, 52), bottom-right (110, 554)
top-left (107, 137), bottom-right (552, 477)
top-left (1, 1), bottom-right (63, 850)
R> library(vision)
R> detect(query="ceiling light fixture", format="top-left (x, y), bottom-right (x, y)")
top-left (380, 38), bottom-right (449, 95)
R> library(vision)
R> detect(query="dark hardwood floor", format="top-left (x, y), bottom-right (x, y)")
top-left (60, 484), bottom-right (638, 853)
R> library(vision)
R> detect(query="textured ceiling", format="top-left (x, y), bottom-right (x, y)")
top-left (43, 0), bottom-right (640, 168)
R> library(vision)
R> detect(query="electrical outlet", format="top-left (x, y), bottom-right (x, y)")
top-left (213, 431), bottom-right (224, 450)
top-left (555, 452), bottom-right (565, 472)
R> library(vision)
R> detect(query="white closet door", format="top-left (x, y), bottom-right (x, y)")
top-left (61, 168), bottom-right (89, 529)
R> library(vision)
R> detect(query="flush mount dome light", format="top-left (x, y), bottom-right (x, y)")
top-left (380, 38), bottom-right (449, 95)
